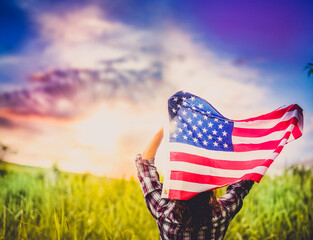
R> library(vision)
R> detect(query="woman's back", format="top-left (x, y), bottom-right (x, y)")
top-left (136, 154), bottom-right (254, 240)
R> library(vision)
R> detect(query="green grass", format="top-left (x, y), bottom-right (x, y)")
top-left (0, 162), bottom-right (312, 240)
top-left (224, 166), bottom-right (313, 240)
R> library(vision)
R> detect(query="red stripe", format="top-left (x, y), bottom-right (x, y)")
top-left (233, 117), bottom-right (299, 137)
top-left (275, 145), bottom-right (284, 154)
top-left (171, 171), bottom-right (238, 185)
top-left (233, 131), bottom-right (291, 152)
top-left (168, 189), bottom-right (200, 200)
top-left (233, 140), bottom-right (280, 152)
top-left (292, 125), bottom-right (302, 139)
top-left (171, 171), bottom-right (264, 185)
top-left (241, 173), bottom-right (263, 182)
top-left (235, 104), bottom-right (301, 122)
top-left (168, 173), bottom-right (263, 200)
top-left (170, 152), bottom-right (274, 170)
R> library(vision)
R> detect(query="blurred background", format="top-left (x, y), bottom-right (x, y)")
top-left (1, 0), bottom-right (313, 178)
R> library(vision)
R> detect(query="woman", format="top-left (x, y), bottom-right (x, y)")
top-left (136, 128), bottom-right (254, 239)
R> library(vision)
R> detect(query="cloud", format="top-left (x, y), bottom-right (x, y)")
top-left (1, 4), bottom-right (310, 178)
top-left (158, 27), bottom-right (273, 119)
top-left (0, 6), bottom-right (167, 177)
top-left (6, 5), bottom-right (267, 119)
top-left (0, 6), bottom-right (165, 118)
top-left (233, 57), bottom-right (268, 67)
top-left (30, 5), bottom-right (163, 69)
top-left (0, 63), bottom-right (163, 119)
top-left (38, 6), bottom-right (122, 43)
top-left (0, 55), bottom-right (24, 66)
top-left (0, 117), bottom-right (15, 128)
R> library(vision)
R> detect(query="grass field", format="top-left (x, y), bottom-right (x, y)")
top-left (0, 161), bottom-right (312, 240)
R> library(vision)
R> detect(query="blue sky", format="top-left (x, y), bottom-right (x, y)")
top-left (1, 0), bottom-right (313, 103)
top-left (0, 0), bottom-right (312, 177)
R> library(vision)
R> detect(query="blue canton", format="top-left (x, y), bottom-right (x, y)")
top-left (168, 91), bottom-right (234, 152)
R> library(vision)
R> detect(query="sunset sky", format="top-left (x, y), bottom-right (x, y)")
top-left (1, 0), bottom-right (313, 178)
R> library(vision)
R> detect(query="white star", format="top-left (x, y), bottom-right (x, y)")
top-left (203, 140), bottom-right (208, 146)
top-left (222, 131), bottom-right (227, 136)
top-left (202, 128), bottom-right (207, 133)
top-left (173, 97), bottom-right (178, 102)
top-left (178, 116), bottom-right (182, 120)
top-left (212, 130), bottom-right (217, 135)
top-left (182, 110), bottom-right (187, 116)
top-left (182, 97), bottom-right (187, 101)
top-left (183, 101), bottom-right (187, 106)
top-left (197, 133), bottom-right (203, 138)
top-left (203, 115), bottom-right (208, 120)
top-left (177, 104), bottom-right (181, 108)
top-left (172, 108), bottom-right (176, 113)
top-left (193, 113), bottom-right (198, 118)
top-left (178, 128), bottom-right (183, 133)
top-left (188, 130), bottom-right (192, 135)
top-left (193, 138), bottom-right (198, 143)
top-left (183, 123), bottom-right (188, 128)
top-left (192, 106), bottom-right (196, 110)
top-left (183, 135), bottom-right (188, 140)
top-left (207, 111), bottom-right (211, 114)
top-left (223, 143), bottom-right (228, 148)
top-left (192, 125), bottom-right (198, 131)
top-left (213, 142), bottom-right (218, 147)
top-left (214, 119), bottom-right (218, 122)
top-left (218, 136), bottom-right (222, 142)
top-left (208, 135), bottom-right (213, 140)
top-left (190, 96), bottom-right (196, 101)
top-left (187, 118), bottom-right (192, 123)
top-left (197, 120), bottom-right (203, 126)
top-left (198, 103), bottom-right (203, 109)
top-left (218, 124), bottom-right (223, 129)
top-left (225, 120), bottom-right (229, 124)
top-left (173, 134), bottom-right (177, 138)
top-left (208, 122), bottom-right (213, 128)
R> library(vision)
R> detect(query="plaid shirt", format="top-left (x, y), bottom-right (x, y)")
top-left (136, 154), bottom-right (254, 240)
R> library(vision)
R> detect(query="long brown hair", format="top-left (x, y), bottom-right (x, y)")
top-left (173, 190), bottom-right (220, 232)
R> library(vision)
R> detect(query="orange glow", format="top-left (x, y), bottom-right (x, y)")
top-left (72, 102), bottom-right (138, 152)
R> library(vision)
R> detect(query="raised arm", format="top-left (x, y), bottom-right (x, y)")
top-left (136, 128), bottom-right (169, 219)
top-left (142, 127), bottom-right (163, 159)
top-left (218, 180), bottom-right (254, 220)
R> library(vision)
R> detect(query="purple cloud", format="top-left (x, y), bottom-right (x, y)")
top-left (0, 61), bottom-right (163, 119)
top-left (0, 117), bottom-right (15, 128)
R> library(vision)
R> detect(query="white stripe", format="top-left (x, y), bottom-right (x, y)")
top-left (168, 180), bottom-right (219, 193)
top-left (232, 125), bottom-right (295, 144)
top-left (288, 133), bottom-right (295, 142)
top-left (276, 105), bottom-right (289, 110)
top-left (171, 161), bottom-right (268, 178)
top-left (234, 109), bottom-right (299, 129)
top-left (278, 138), bottom-right (288, 146)
top-left (168, 142), bottom-right (278, 161)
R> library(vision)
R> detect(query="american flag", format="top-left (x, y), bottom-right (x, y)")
top-left (161, 91), bottom-right (303, 200)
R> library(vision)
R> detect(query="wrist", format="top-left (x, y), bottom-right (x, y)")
top-left (136, 154), bottom-right (155, 166)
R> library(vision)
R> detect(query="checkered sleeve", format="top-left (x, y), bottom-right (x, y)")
top-left (218, 180), bottom-right (254, 220)
top-left (136, 154), bottom-right (167, 219)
